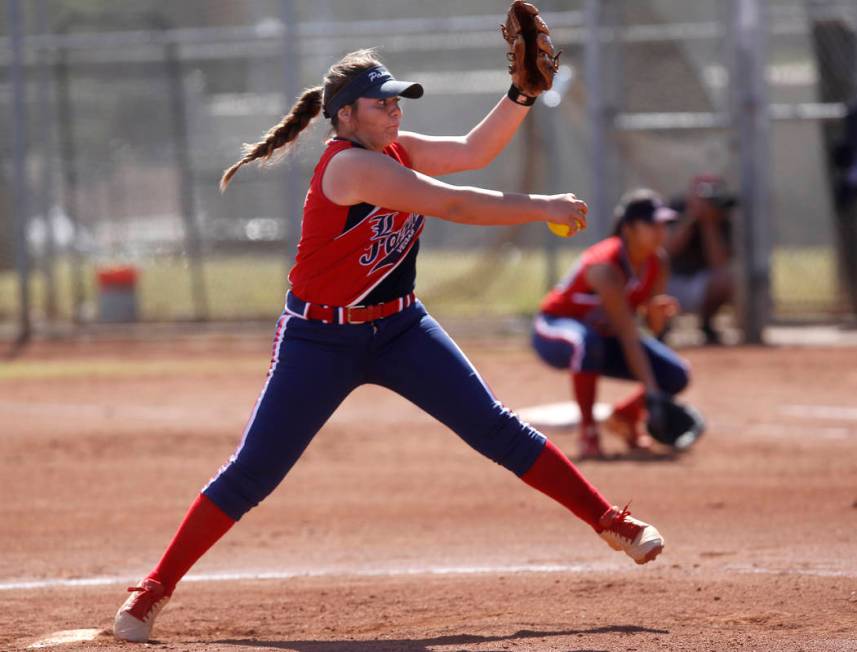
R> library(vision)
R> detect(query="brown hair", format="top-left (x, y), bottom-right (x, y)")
top-left (220, 48), bottom-right (383, 191)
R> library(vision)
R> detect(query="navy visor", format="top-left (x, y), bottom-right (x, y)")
top-left (323, 65), bottom-right (423, 119)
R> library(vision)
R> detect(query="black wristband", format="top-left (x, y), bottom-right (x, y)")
top-left (507, 84), bottom-right (537, 106)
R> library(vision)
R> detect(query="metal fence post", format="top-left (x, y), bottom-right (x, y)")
top-left (54, 21), bottom-right (86, 325)
top-left (729, 0), bottom-right (772, 343)
top-left (8, 0), bottom-right (31, 348)
top-left (541, 103), bottom-right (561, 291)
top-left (163, 30), bottom-right (209, 322)
top-left (281, 0), bottom-right (302, 270)
top-left (35, 0), bottom-right (58, 324)
top-left (584, 0), bottom-right (621, 240)
top-left (584, 0), bottom-right (609, 240)
top-left (540, 65), bottom-right (575, 291)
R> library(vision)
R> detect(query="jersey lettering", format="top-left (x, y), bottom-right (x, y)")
top-left (360, 212), bottom-right (425, 273)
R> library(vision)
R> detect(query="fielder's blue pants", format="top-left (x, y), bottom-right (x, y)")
top-left (204, 299), bottom-right (547, 521)
top-left (531, 313), bottom-right (690, 396)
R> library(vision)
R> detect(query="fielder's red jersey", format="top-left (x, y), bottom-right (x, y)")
top-left (288, 138), bottom-right (425, 306)
top-left (539, 236), bottom-right (661, 319)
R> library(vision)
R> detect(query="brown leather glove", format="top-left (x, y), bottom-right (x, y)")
top-left (500, 1), bottom-right (562, 96)
top-left (645, 392), bottom-right (706, 451)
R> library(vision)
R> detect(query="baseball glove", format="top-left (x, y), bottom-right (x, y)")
top-left (500, 0), bottom-right (561, 96)
top-left (645, 393), bottom-right (706, 451)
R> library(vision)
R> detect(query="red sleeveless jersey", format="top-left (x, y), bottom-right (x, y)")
top-left (539, 236), bottom-right (661, 319)
top-left (288, 138), bottom-right (425, 306)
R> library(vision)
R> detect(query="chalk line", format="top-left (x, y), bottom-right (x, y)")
top-left (0, 562), bottom-right (619, 592)
top-left (3, 558), bottom-right (854, 594)
top-left (780, 404), bottom-right (857, 422)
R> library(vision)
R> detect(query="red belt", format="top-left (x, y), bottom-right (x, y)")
top-left (287, 292), bottom-right (416, 324)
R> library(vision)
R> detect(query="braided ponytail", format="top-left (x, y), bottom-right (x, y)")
top-left (220, 49), bottom-right (383, 192)
top-left (219, 86), bottom-right (323, 192)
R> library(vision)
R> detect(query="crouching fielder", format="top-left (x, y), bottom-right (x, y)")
top-left (532, 190), bottom-right (694, 459)
top-left (114, 50), bottom-right (664, 643)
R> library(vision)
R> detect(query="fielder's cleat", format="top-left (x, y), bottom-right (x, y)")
top-left (604, 411), bottom-right (653, 451)
top-left (578, 423), bottom-right (604, 459)
top-left (598, 504), bottom-right (664, 564)
top-left (113, 577), bottom-right (170, 642)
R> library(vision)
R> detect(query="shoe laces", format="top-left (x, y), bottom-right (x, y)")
top-left (603, 503), bottom-right (641, 543)
top-left (125, 583), bottom-right (167, 622)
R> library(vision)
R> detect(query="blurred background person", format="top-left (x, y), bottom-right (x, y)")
top-left (831, 102), bottom-right (857, 211)
top-left (665, 175), bottom-right (737, 346)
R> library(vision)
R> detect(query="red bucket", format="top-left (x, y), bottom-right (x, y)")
top-left (96, 265), bottom-right (139, 322)
top-left (96, 265), bottom-right (138, 289)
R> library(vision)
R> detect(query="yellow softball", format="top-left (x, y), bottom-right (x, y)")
top-left (547, 222), bottom-right (572, 238)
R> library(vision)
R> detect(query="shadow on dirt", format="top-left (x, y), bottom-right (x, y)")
top-left (214, 624), bottom-right (670, 651)
top-left (570, 449), bottom-right (682, 464)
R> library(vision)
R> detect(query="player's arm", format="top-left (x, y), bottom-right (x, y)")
top-left (323, 147), bottom-right (586, 230)
top-left (652, 249), bottom-right (670, 295)
top-left (664, 216), bottom-right (695, 258)
top-left (396, 96), bottom-right (531, 176)
top-left (587, 263), bottom-right (659, 393)
top-left (697, 213), bottom-right (730, 268)
top-left (641, 251), bottom-right (678, 336)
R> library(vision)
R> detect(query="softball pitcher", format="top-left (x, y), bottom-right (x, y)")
top-left (532, 189), bottom-right (693, 459)
top-left (114, 9), bottom-right (664, 643)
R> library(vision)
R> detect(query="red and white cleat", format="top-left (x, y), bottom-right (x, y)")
top-left (113, 577), bottom-right (170, 642)
top-left (578, 423), bottom-right (605, 459)
top-left (598, 504), bottom-right (664, 564)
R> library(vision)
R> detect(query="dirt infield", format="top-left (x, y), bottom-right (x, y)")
top-left (2, 331), bottom-right (856, 651)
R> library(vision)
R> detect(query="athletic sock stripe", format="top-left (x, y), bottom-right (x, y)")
top-left (202, 315), bottom-right (292, 493)
top-left (534, 316), bottom-right (586, 373)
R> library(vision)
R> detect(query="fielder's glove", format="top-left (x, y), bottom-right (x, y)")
top-left (645, 392), bottom-right (706, 451)
top-left (500, 0), bottom-right (561, 96)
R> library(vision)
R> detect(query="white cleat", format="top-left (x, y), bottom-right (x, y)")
top-left (598, 504), bottom-right (664, 565)
top-left (113, 577), bottom-right (170, 642)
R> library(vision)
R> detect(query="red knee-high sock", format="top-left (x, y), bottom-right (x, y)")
top-left (613, 387), bottom-right (646, 422)
top-left (148, 494), bottom-right (235, 595)
top-left (521, 439), bottom-right (612, 530)
top-left (572, 372), bottom-right (599, 426)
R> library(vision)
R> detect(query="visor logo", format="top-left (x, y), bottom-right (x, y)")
top-left (368, 70), bottom-right (390, 82)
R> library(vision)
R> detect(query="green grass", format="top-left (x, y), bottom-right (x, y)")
top-left (770, 247), bottom-right (839, 312)
top-left (0, 246), bottom-right (843, 323)
top-left (0, 257), bottom-right (289, 322)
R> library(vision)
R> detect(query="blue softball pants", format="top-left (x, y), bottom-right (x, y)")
top-left (204, 299), bottom-right (547, 521)
top-left (531, 313), bottom-right (690, 395)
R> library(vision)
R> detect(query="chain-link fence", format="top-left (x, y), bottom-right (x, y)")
top-left (577, 0), bottom-right (857, 330)
top-left (1, 0), bottom-right (856, 340)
